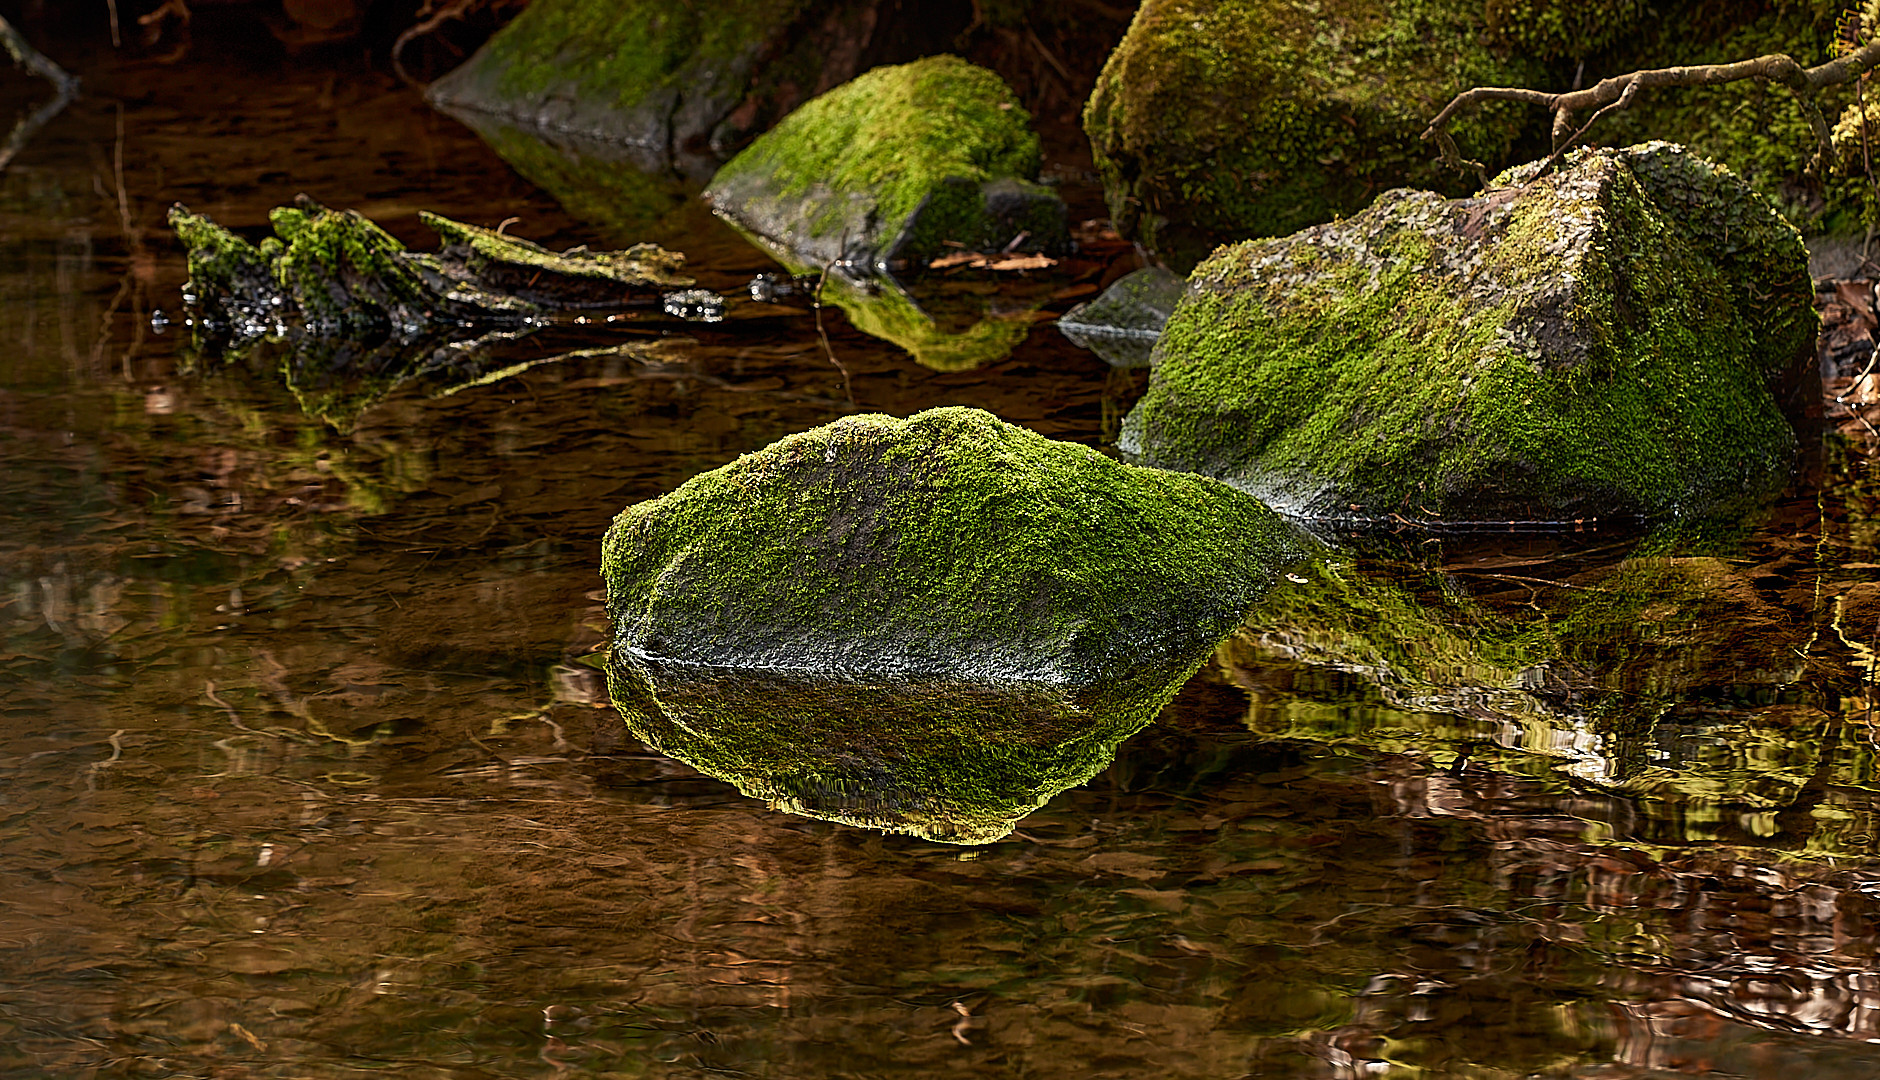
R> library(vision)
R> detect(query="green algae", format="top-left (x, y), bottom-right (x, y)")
top-left (600, 405), bottom-right (1307, 841)
top-left (1082, 0), bottom-right (1548, 271)
top-left (706, 55), bottom-right (1065, 270)
top-left (1121, 143), bottom-right (1814, 524)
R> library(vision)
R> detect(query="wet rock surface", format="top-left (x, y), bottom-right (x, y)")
top-left (603, 406), bottom-right (1304, 687)
top-left (1121, 143), bottom-right (1818, 526)
top-left (1057, 265), bottom-right (1184, 368)
top-left (704, 56), bottom-right (1068, 275)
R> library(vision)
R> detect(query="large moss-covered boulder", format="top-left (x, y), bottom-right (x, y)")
top-left (1120, 143), bottom-right (1818, 525)
top-left (601, 406), bottom-right (1305, 840)
top-left (706, 56), bottom-right (1068, 274)
top-left (1082, 0), bottom-right (1547, 271)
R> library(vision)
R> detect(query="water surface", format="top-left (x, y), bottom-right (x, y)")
top-left (5, 40), bottom-right (1880, 1080)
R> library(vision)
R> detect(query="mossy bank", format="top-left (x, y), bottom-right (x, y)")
top-left (1121, 143), bottom-right (1817, 525)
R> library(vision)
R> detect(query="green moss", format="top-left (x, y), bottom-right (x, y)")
top-left (1591, 1), bottom-right (1857, 231)
top-left (1121, 144), bottom-right (1810, 523)
top-left (1082, 0), bottom-right (1548, 271)
top-left (707, 56), bottom-right (1063, 267)
top-left (430, 0), bottom-right (812, 140)
top-left (1481, 0), bottom-right (1646, 61)
top-left (269, 202), bottom-right (435, 330)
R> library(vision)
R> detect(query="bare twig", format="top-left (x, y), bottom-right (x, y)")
top-left (0, 15), bottom-right (79, 173)
top-left (1425, 37), bottom-right (1880, 182)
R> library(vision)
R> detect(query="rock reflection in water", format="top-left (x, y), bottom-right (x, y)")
top-left (606, 649), bottom-right (1204, 845)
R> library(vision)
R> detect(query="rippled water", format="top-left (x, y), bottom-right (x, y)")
top-left (9, 38), bottom-right (1880, 1080)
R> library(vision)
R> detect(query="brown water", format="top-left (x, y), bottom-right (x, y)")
top-left (9, 40), bottom-right (1880, 1080)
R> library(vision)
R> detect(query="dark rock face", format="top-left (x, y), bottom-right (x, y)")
top-left (1120, 143), bottom-right (1818, 526)
top-left (1058, 266), bottom-right (1185, 368)
top-left (600, 406), bottom-right (1308, 841)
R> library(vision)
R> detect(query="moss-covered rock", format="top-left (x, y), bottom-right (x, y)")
top-left (426, 0), bottom-right (817, 165)
top-left (1082, 0), bottom-right (1548, 271)
top-left (1057, 265), bottom-right (1185, 368)
top-left (1120, 143), bottom-right (1817, 525)
top-left (705, 56), bottom-right (1068, 274)
top-left (601, 406), bottom-right (1307, 839)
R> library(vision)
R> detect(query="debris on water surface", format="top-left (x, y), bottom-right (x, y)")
top-left (661, 288), bottom-right (726, 322)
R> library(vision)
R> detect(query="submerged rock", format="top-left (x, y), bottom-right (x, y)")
top-left (1057, 266), bottom-right (1184, 368)
top-left (1121, 143), bottom-right (1818, 526)
top-left (1083, 0), bottom-right (1545, 271)
top-left (601, 406), bottom-right (1304, 840)
top-left (705, 56), bottom-right (1068, 275)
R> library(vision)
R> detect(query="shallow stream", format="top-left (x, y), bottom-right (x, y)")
top-left (8, 39), bottom-right (1880, 1080)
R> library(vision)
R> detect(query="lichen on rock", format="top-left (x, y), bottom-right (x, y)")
top-left (705, 55), bottom-right (1068, 274)
top-left (601, 406), bottom-right (1306, 841)
top-left (1120, 143), bottom-right (1818, 525)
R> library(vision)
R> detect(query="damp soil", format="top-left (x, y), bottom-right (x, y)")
top-left (11, 39), bottom-right (1880, 1080)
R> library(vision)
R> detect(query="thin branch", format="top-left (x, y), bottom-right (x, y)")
top-left (0, 15), bottom-right (78, 173)
top-left (1424, 36), bottom-right (1880, 182)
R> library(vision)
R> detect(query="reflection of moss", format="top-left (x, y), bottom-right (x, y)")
top-left (437, 108), bottom-right (691, 242)
top-left (1227, 525), bottom-right (1814, 768)
top-left (823, 274), bottom-right (1037, 372)
top-left (608, 655), bottom-right (1198, 844)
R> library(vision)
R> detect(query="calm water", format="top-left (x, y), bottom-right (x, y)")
top-left (8, 38), bottom-right (1880, 1080)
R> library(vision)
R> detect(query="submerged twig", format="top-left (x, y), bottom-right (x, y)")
top-left (0, 14), bottom-right (79, 172)
top-left (813, 238), bottom-right (856, 409)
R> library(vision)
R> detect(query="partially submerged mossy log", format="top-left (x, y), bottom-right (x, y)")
top-left (170, 196), bottom-right (694, 342)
